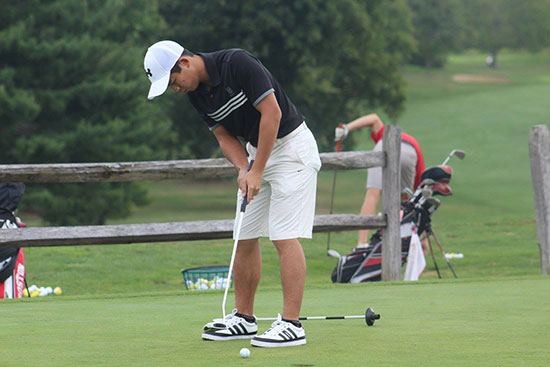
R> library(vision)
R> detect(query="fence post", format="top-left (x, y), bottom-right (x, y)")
top-left (381, 124), bottom-right (402, 281)
top-left (528, 125), bottom-right (550, 275)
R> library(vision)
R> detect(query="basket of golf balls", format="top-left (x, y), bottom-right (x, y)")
top-left (181, 266), bottom-right (232, 291)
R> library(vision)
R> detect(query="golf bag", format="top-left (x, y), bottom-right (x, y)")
top-left (331, 215), bottom-right (417, 283)
top-left (331, 165), bottom-right (451, 283)
top-left (0, 183), bottom-right (26, 299)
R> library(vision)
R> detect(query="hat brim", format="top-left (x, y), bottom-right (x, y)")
top-left (147, 72), bottom-right (170, 100)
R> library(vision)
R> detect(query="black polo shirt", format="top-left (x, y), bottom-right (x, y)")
top-left (187, 49), bottom-right (304, 147)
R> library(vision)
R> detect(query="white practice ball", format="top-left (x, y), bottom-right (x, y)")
top-left (240, 348), bottom-right (250, 358)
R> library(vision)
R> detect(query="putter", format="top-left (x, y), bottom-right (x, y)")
top-left (222, 160), bottom-right (254, 319)
top-left (326, 124), bottom-right (343, 256)
top-left (441, 149), bottom-right (466, 165)
top-left (256, 307), bottom-right (381, 327)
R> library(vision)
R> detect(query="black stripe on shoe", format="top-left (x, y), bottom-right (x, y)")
top-left (287, 328), bottom-right (298, 339)
top-left (237, 323), bottom-right (248, 334)
top-left (252, 335), bottom-right (306, 344)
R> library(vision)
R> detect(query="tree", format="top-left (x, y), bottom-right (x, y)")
top-left (408, 0), bottom-right (461, 69)
top-left (460, 0), bottom-right (550, 67)
top-left (0, 0), bottom-right (176, 225)
top-left (158, 0), bottom-right (415, 152)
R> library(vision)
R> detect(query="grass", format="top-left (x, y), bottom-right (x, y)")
top-left (5, 50), bottom-right (550, 365)
top-left (2, 278), bottom-right (550, 367)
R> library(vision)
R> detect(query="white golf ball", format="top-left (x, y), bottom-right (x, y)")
top-left (240, 348), bottom-right (250, 358)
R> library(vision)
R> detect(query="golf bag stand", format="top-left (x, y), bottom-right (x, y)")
top-left (426, 226), bottom-right (458, 278)
top-left (425, 235), bottom-right (442, 278)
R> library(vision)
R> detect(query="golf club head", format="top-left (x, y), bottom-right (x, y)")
top-left (442, 149), bottom-right (466, 165)
top-left (419, 178), bottom-right (435, 188)
top-left (421, 188), bottom-right (433, 199)
top-left (423, 197), bottom-right (441, 212)
top-left (452, 149), bottom-right (466, 160)
top-left (203, 320), bottom-right (228, 331)
top-left (327, 249), bottom-right (342, 258)
top-left (421, 165), bottom-right (453, 184)
top-left (432, 182), bottom-right (452, 196)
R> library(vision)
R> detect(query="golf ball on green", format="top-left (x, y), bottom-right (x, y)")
top-left (240, 348), bottom-right (250, 358)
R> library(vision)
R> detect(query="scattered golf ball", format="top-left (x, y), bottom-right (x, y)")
top-left (240, 348), bottom-right (250, 358)
top-left (54, 287), bottom-right (62, 295)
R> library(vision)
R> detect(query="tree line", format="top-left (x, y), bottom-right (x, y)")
top-left (1, 0), bottom-right (548, 225)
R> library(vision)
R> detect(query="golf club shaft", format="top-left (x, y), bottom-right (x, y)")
top-left (222, 211), bottom-right (243, 319)
top-left (222, 160), bottom-right (254, 319)
top-left (256, 315), bottom-right (364, 322)
top-left (326, 170), bottom-right (338, 251)
top-left (442, 155), bottom-right (452, 166)
top-left (326, 128), bottom-right (343, 253)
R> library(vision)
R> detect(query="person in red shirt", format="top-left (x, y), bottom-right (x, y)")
top-left (335, 114), bottom-right (426, 250)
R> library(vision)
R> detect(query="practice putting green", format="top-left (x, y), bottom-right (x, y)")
top-left (2, 277), bottom-right (549, 367)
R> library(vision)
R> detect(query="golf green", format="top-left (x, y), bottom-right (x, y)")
top-left (2, 277), bottom-right (549, 366)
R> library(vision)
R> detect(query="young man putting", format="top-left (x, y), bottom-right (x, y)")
top-left (144, 41), bottom-right (321, 347)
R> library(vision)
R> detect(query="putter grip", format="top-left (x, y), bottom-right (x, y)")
top-left (240, 160), bottom-right (255, 212)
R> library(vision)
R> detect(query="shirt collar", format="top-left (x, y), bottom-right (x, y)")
top-left (196, 52), bottom-right (221, 94)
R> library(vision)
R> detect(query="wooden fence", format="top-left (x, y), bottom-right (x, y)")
top-left (0, 125), bottom-right (403, 280)
top-left (528, 124), bottom-right (550, 275)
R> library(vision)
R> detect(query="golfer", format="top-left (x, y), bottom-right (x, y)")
top-left (335, 114), bottom-right (426, 249)
top-left (144, 41), bottom-right (321, 347)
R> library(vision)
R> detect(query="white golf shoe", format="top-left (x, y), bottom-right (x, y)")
top-left (251, 314), bottom-right (306, 347)
top-left (202, 309), bottom-right (257, 341)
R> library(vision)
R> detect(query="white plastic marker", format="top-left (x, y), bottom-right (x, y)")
top-left (222, 160), bottom-right (254, 319)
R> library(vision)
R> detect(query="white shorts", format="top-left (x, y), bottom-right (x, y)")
top-left (234, 122), bottom-right (321, 241)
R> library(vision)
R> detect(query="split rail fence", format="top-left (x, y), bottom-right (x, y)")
top-left (0, 126), bottom-right (404, 280)
top-left (528, 124), bottom-right (550, 275)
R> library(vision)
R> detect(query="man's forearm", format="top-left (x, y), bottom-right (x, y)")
top-left (252, 114), bottom-right (279, 175)
top-left (218, 135), bottom-right (249, 173)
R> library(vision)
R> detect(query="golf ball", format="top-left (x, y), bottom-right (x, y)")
top-left (240, 348), bottom-right (250, 358)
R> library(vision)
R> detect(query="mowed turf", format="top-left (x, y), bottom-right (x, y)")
top-left (2, 278), bottom-right (549, 367)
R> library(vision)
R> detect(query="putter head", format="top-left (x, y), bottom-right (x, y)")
top-left (421, 165), bottom-right (453, 184)
top-left (203, 320), bottom-right (228, 331)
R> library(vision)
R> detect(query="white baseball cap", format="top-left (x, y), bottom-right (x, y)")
top-left (144, 40), bottom-right (184, 100)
